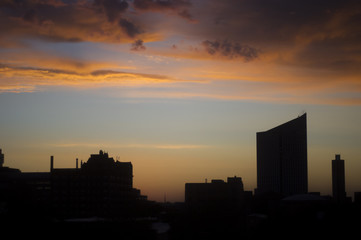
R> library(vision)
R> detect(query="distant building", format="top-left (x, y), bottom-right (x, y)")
top-left (185, 176), bottom-right (252, 214)
top-left (256, 113), bottom-right (308, 196)
top-left (332, 154), bottom-right (346, 203)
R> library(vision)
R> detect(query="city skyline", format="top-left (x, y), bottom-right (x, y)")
top-left (1, 0), bottom-right (361, 202)
top-left (3, 147), bottom-right (359, 240)
top-left (1, 110), bottom-right (360, 202)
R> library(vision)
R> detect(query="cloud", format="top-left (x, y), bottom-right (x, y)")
top-left (131, 39), bottom-right (146, 51)
top-left (133, 0), bottom-right (191, 10)
top-left (0, 0), bottom-right (194, 44)
top-left (133, 0), bottom-right (194, 21)
top-left (94, 0), bottom-right (129, 23)
top-left (188, 0), bottom-right (361, 72)
top-left (202, 40), bottom-right (259, 61)
top-left (0, 62), bottom-right (181, 93)
top-left (2, 58), bottom-right (361, 105)
top-left (119, 18), bottom-right (142, 38)
top-left (1, 0), bottom-right (361, 106)
top-left (0, 0), bottom-right (142, 43)
top-left (0, 2), bottom-right (103, 42)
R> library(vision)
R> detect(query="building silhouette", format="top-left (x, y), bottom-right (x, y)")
top-left (0, 150), bottom-right (148, 220)
top-left (256, 113), bottom-right (308, 196)
top-left (332, 154), bottom-right (346, 203)
top-left (185, 176), bottom-right (252, 215)
top-left (51, 150), bottom-right (146, 218)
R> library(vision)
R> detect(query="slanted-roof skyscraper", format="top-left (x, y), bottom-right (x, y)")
top-left (256, 113), bottom-right (308, 196)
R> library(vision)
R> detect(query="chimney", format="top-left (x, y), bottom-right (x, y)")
top-left (76, 158), bottom-right (79, 169)
top-left (50, 156), bottom-right (54, 172)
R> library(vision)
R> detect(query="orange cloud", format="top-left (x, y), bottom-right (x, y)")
top-left (0, 62), bottom-right (184, 93)
top-left (1, 50), bottom-right (361, 106)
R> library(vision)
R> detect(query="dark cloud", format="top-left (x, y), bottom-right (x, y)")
top-left (22, 8), bottom-right (38, 23)
top-left (190, 0), bottom-right (360, 44)
top-left (0, 0), bottom-right (137, 42)
top-left (94, 0), bottom-right (129, 23)
top-left (0, 0), bottom-right (193, 44)
top-left (133, 0), bottom-right (193, 20)
top-left (189, 0), bottom-right (361, 70)
top-left (130, 39), bottom-right (146, 51)
top-left (202, 40), bottom-right (259, 61)
top-left (119, 18), bottom-right (142, 38)
top-left (133, 0), bottom-right (191, 10)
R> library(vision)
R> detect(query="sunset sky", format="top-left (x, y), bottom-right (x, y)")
top-left (1, 0), bottom-right (361, 202)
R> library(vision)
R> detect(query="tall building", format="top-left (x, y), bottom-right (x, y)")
top-left (256, 113), bottom-right (308, 196)
top-left (332, 154), bottom-right (346, 203)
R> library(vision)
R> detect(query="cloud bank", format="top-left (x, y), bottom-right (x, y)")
top-left (1, 0), bottom-right (361, 104)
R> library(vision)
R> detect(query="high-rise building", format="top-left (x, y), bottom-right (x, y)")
top-left (332, 154), bottom-right (346, 203)
top-left (256, 113), bottom-right (308, 196)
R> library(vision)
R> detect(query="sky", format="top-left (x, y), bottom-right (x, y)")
top-left (1, 0), bottom-right (361, 202)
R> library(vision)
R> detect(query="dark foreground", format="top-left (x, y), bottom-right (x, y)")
top-left (2, 199), bottom-right (361, 240)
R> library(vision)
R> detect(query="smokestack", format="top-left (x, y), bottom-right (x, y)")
top-left (50, 156), bottom-right (54, 172)
top-left (76, 158), bottom-right (78, 169)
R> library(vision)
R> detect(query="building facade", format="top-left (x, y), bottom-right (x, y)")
top-left (256, 113), bottom-right (308, 196)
